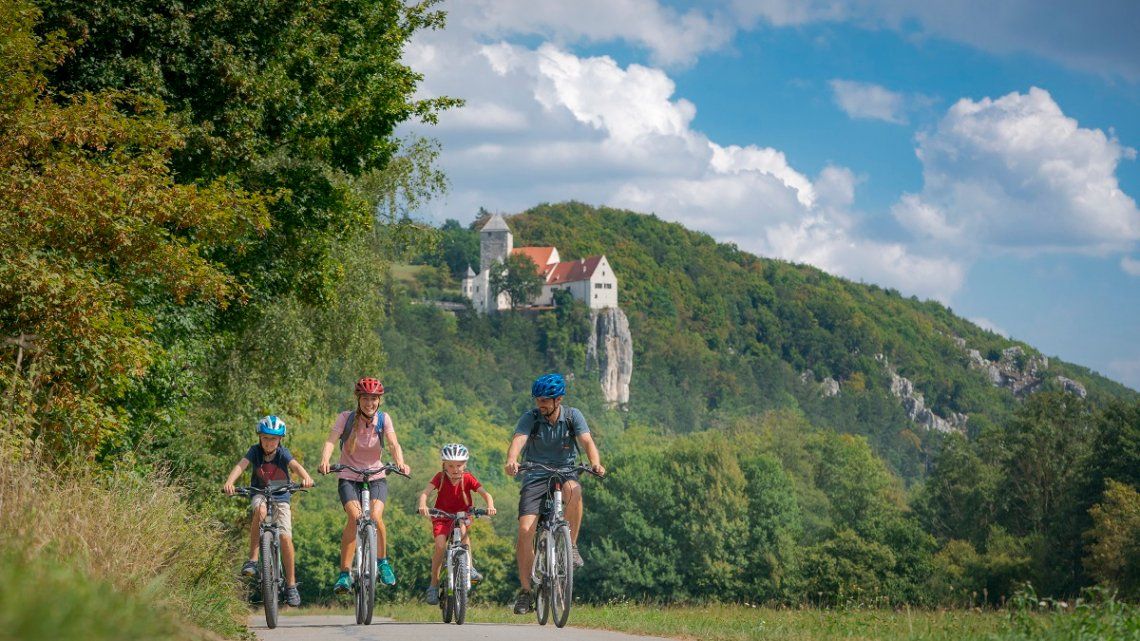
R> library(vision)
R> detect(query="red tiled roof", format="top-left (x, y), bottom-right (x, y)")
top-left (547, 256), bottom-right (604, 284)
top-left (511, 247), bottom-right (558, 276)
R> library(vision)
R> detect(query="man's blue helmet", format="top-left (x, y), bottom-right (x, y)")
top-left (531, 373), bottom-right (566, 398)
top-left (257, 415), bottom-right (287, 437)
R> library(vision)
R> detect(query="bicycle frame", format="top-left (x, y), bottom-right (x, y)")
top-left (429, 507), bottom-right (487, 625)
top-left (232, 482), bottom-right (305, 630)
top-left (517, 462), bottom-right (602, 628)
top-left (327, 462), bottom-right (409, 626)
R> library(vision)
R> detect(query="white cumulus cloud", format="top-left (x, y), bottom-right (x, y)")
top-left (894, 87), bottom-right (1140, 253)
top-left (1122, 256), bottom-right (1140, 276)
top-left (830, 79), bottom-right (908, 124)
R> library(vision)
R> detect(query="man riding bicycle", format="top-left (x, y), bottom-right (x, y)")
top-left (504, 373), bottom-right (605, 615)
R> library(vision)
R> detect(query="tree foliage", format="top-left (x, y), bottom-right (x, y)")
top-left (0, 0), bottom-right (267, 453)
top-left (488, 252), bottom-right (544, 310)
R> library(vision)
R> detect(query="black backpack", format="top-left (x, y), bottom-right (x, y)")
top-left (527, 406), bottom-right (580, 457)
top-left (339, 411), bottom-right (386, 451)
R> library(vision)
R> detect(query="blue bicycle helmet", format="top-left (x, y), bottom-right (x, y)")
top-left (531, 373), bottom-right (566, 398)
top-left (256, 415), bottom-right (287, 437)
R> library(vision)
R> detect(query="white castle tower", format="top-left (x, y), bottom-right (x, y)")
top-left (461, 214), bottom-right (513, 313)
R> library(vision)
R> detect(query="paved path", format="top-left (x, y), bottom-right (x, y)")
top-left (249, 615), bottom-right (672, 641)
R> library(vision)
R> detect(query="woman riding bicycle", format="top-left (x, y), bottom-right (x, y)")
top-left (318, 377), bottom-right (411, 594)
top-left (504, 373), bottom-right (605, 614)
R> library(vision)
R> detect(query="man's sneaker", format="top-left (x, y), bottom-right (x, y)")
top-left (333, 571), bottom-right (352, 595)
top-left (512, 589), bottom-right (533, 614)
top-left (240, 560), bottom-right (258, 577)
top-left (285, 583), bottom-right (301, 607)
top-left (425, 585), bottom-right (440, 605)
top-left (378, 558), bottom-right (396, 586)
top-left (470, 566), bottom-right (483, 583)
top-left (572, 545), bottom-right (584, 568)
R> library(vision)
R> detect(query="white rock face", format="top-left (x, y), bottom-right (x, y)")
top-left (879, 355), bottom-right (968, 433)
top-left (1056, 376), bottom-right (1088, 398)
top-left (586, 307), bottom-right (633, 406)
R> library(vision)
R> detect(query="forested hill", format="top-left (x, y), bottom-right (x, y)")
top-left (419, 201), bottom-right (1135, 481)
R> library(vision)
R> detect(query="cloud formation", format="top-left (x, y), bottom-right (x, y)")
top-left (405, 23), bottom-right (966, 300)
top-left (830, 79), bottom-right (908, 124)
top-left (894, 88), bottom-right (1140, 254)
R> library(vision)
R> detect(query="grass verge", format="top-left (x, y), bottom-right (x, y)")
top-left (0, 456), bottom-right (246, 640)
top-left (293, 601), bottom-right (1007, 640)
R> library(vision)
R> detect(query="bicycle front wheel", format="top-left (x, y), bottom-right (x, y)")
top-left (552, 526), bottom-right (573, 628)
top-left (534, 529), bottom-right (551, 625)
top-left (357, 525), bottom-right (377, 625)
top-left (260, 531), bottom-right (279, 629)
top-left (453, 552), bottom-right (468, 625)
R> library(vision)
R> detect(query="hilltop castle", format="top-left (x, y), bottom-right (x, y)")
top-left (461, 214), bottom-right (619, 314)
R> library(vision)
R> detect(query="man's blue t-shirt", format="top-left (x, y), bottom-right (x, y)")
top-left (514, 406), bottom-right (589, 483)
top-left (244, 444), bottom-right (295, 503)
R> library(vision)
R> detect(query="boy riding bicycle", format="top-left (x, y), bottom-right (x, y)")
top-left (416, 443), bottom-right (497, 605)
top-left (504, 373), bottom-right (605, 614)
top-left (222, 415), bottom-right (315, 607)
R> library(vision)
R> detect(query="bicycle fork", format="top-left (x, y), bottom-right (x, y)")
top-left (531, 487), bottom-right (563, 586)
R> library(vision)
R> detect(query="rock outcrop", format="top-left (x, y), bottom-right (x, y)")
top-left (877, 354), bottom-right (968, 433)
top-left (966, 345), bottom-right (1049, 397)
top-left (587, 307), bottom-right (633, 406)
top-left (800, 370), bottom-right (841, 397)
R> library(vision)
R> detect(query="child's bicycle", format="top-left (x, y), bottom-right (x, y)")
top-left (427, 507), bottom-right (491, 625)
top-left (231, 482), bottom-right (310, 629)
top-left (327, 463), bottom-right (410, 625)
top-left (518, 462), bottom-right (604, 628)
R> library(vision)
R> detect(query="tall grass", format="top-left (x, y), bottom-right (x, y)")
top-left (0, 455), bottom-right (246, 640)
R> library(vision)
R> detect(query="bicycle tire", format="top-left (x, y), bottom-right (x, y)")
top-left (454, 553), bottom-right (468, 625)
top-left (534, 529), bottom-right (551, 625)
top-left (361, 524), bottom-right (377, 625)
top-left (552, 525), bottom-right (574, 628)
top-left (260, 531), bottom-right (279, 629)
top-left (440, 563), bottom-right (453, 623)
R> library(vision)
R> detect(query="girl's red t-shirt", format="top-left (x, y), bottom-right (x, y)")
top-left (430, 471), bottom-right (482, 512)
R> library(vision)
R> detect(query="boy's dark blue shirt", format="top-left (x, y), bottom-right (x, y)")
top-left (244, 445), bottom-right (295, 503)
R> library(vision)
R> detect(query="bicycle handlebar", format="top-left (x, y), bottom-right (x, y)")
top-left (231, 483), bottom-right (311, 498)
top-left (327, 462), bottom-right (411, 480)
top-left (517, 462), bottom-right (605, 478)
top-left (427, 507), bottom-right (490, 520)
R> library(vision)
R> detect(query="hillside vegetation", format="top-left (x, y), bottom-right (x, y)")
top-left (4, 0), bottom-right (1138, 631)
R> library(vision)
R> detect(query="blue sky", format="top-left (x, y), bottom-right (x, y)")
top-left (401, 0), bottom-right (1140, 390)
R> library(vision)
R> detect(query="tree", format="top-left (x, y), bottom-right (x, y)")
top-left (488, 252), bottom-right (544, 310)
top-left (0, 0), bottom-right (267, 454)
top-left (37, 0), bottom-right (460, 307)
top-left (1084, 480), bottom-right (1140, 599)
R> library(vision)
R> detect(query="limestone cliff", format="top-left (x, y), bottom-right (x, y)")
top-left (586, 307), bottom-right (633, 406)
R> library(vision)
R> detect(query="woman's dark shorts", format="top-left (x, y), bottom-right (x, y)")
top-left (338, 477), bottom-right (388, 506)
top-left (518, 471), bottom-right (579, 517)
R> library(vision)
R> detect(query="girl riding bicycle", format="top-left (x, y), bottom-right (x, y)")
top-left (416, 443), bottom-right (497, 605)
top-left (317, 377), bottom-right (411, 594)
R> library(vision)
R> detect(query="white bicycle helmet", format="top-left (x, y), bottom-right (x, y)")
top-left (440, 443), bottom-right (469, 462)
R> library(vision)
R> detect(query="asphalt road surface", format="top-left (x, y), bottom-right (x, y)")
top-left (250, 616), bottom-right (672, 641)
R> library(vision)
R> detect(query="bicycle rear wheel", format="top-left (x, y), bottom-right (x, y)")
top-left (534, 529), bottom-right (551, 625)
top-left (453, 552), bottom-right (469, 625)
top-left (551, 526), bottom-right (574, 628)
top-left (260, 531), bottom-right (279, 629)
top-left (440, 564), bottom-right (453, 623)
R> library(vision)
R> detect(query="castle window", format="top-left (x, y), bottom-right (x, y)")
top-left (594, 283), bottom-right (603, 289)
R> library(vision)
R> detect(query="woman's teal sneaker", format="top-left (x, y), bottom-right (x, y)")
top-left (333, 571), bottom-right (352, 594)
top-left (378, 558), bottom-right (396, 586)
